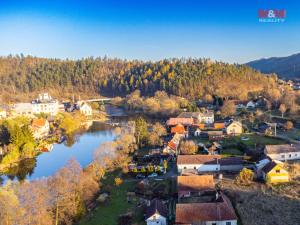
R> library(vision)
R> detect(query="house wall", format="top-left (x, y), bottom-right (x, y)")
top-left (206, 220), bottom-right (237, 225)
top-left (264, 166), bottom-right (290, 183)
top-left (0, 111), bottom-right (7, 119)
top-left (80, 105), bottom-right (92, 116)
top-left (177, 164), bottom-right (220, 173)
top-left (201, 115), bottom-right (214, 124)
top-left (146, 214), bottom-right (166, 225)
top-left (32, 102), bottom-right (59, 116)
top-left (220, 164), bottom-right (243, 172)
top-left (267, 152), bottom-right (300, 161)
top-left (266, 173), bottom-right (289, 183)
top-left (226, 123), bottom-right (242, 135)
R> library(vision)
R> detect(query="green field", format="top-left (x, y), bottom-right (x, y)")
top-left (78, 172), bottom-right (144, 225)
top-left (223, 134), bottom-right (288, 148)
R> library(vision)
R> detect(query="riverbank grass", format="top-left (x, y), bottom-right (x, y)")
top-left (78, 171), bottom-right (144, 225)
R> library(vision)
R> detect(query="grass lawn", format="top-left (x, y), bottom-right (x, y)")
top-left (221, 148), bottom-right (244, 156)
top-left (281, 128), bottom-right (300, 140)
top-left (223, 134), bottom-right (288, 149)
top-left (189, 136), bottom-right (210, 145)
top-left (78, 171), bottom-right (143, 225)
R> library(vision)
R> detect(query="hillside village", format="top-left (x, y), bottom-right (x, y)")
top-left (121, 100), bottom-right (300, 225)
top-left (1, 89), bottom-right (300, 225)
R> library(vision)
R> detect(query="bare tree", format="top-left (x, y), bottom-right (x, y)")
top-left (279, 104), bottom-right (286, 118)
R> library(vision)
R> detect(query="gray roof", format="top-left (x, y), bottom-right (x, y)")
top-left (265, 144), bottom-right (300, 154)
top-left (146, 199), bottom-right (167, 219)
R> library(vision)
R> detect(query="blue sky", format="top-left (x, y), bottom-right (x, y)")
top-left (0, 0), bottom-right (299, 63)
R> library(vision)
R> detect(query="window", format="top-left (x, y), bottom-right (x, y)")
top-left (289, 154), bottom-right (292, 158)
top-left (194, 166), bottom-right (196, 169)
top-left (184, 167), bottom-right (187, 169)
top-left (226, 222), bottom-right (231, 225)
top-left (212, 223), bottom-right (217, 225)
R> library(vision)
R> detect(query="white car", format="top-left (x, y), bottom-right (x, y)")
top-left (241, 137), bottom-right (249, 141)
top-left (148, 173), bottom-right (158, 178)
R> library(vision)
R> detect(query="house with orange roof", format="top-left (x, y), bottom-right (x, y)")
top-left (167, 118), bottom-right (194, 126)
top-left (31, 118), bottom-right (50, 139)
top-left (171, 124), bottom-right (186, 135)
top-left (175, 193), bottom-right (237, 225)
top-left (177, 175), bottom-right (215, 199)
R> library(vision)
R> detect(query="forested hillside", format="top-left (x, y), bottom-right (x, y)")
top-left (247, 53), bottom-right (300, 79)
top-left (0, 55), bottom-right (278, 102)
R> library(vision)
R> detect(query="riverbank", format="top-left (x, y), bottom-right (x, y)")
top-left (0, 121), bottom-right (115, 182)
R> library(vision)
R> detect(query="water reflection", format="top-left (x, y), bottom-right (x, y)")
top-left (1, 122), bottom-right (116, 182)
top-left (4, 158), bottom-right (37, 181)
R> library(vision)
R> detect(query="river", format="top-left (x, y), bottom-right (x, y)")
top-left (0, 122), bottom-right (116, 183)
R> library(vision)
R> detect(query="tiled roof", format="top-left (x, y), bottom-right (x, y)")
top-left (171, 124), bottom-right (186, 134)
top-left (219, 157), bottom-right (243, 166)
top-left (177, 155), bottom-right (221, 165)
top-left (175, 193), bottom-right (237, 224)
top-left (31, 118), bottom-right (47, 127)
top-left (146, 199), bottom-right (168, 219)
top-left (265, 144), bottom-right (300, 154)
top-left (167, 118), bottom-right (194, 126)
top-left (168, 141), bottom-right (177, 151)
top-left (178, 112), bottom-right (201, 118)
top-left (177, 175), bottom-right (215, 192)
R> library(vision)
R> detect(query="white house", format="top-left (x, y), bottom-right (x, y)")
top-left (31, 93), bottom-right (59, 116)
top-left (177, 110), bottom-right (214, 124)
top-left (145, 200), bottom-right (167, 225)
top-left (0, 109), bottom-right (7, 119)
top-left (79, 102), bottom-right (93, 116)
top-left (194, 128), bottom-right (201, 136)
top-left (226, 121), bottom-right (243, 135)
top-left (264, 144), bottom-right (300, 161)
top-left (12, 103), bottom-right (34, 117)
top-left (31, 118), bottom-right (50, 139)
top-left (12, 93), bottom-right (59, 117)
top-left (175, 193), bottom-right (237, 225)
top-left (200, 110), bottom-right (215, 124)
top-left (177, 155), bottom-right (221, 174)
top-left (246, 101), bottom-right (256, 109)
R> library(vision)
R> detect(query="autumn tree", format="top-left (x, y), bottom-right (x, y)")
top-left (220, 101), bottom-right (236, 117)
top-left (279, 104), bottom-right (287, 118)
top-left (114, 177), bottom-right (123, 186)
top-left (17, 180), bottom-right (54, 225)
top-left (284, 121), bottom-right (294, 130)
top-left (235, 168), bottom-right (254, 185)
top-left (134, 117), bottom-right (148, 146)
top-left (148, 123), bottom-right (167, 146)
top-left (179, 140), bottom-right (198, 155)
top-left (0, 182), bottom-right (23, 225)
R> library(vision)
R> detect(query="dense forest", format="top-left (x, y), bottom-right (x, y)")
top-left (0, 55), bottom-right (279, 102)
top-left (247, 52), bottom-right (300, 79)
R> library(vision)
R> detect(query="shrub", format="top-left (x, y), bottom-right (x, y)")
top-left (114, 177), bottom-right (123, 186)
top-left (235, 168), bottom-right (254, 185)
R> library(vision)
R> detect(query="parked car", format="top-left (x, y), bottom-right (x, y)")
top-left (136, 174), bottom-right (146, 179)
top-left (148, 173), bottom-right (158, 178)
top-left (241, 137), bottom-right (249, 141)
